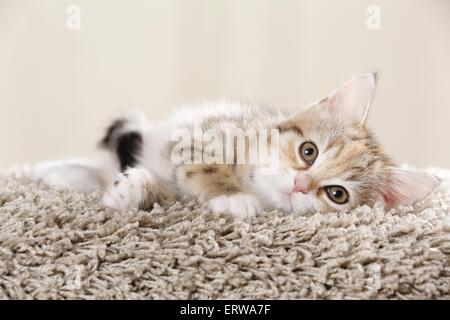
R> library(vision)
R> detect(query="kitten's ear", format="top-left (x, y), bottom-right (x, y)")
top-left (322, 73), bottom-right (377, 125)
top-left (381, 168), bottom-right (439, 208)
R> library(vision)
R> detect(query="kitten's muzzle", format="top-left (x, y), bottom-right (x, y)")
top-left (293, 174), bottom-right (313, 194)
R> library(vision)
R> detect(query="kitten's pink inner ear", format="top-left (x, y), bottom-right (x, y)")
top-left (326, 73), bottom-right (377, 125)
top-left (381, 168), bottom-right (439, 208)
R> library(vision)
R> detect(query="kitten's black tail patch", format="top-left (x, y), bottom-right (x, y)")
top-left (100, 118), bottom-right (143, 171)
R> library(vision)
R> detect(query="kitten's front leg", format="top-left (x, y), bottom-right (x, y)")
top-left (178, 164), bottom-right (262, 219)
top-left (103, 168), bottom-right (171, 211)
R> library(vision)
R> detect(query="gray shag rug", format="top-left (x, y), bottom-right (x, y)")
top-left (0, 168), bottom-right (449, 300)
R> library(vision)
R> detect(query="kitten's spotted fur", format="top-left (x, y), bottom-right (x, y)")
top-left (31, 73), bottom-right (438, 218)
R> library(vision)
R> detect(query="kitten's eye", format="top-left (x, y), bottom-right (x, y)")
top-left (325, 186), bottom-right (349, 204)
top-left (299, 142), bottom-right (318, 165)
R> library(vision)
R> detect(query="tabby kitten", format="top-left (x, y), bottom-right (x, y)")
top-left (33, 73), bottom-right (438, 218)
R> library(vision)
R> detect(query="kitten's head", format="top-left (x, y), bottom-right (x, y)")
top-left (256, 73), bottom-right (438, 214)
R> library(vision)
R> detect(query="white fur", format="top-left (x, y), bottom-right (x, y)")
top-left (24, 75), bottom-right (438, 218)
top-left (33, 160), bottom-right (98, 192)
top-left (25, 100), bottom-right (363, 216)
top-left (139, 100), bottom-right (285, 186)
top-left (208, 194), bottom-right (262, 219)
top-left (102, 168), bottom-right (152, 211)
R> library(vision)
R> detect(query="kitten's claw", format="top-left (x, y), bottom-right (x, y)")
top-left (103, 168), bottom-right (150, 211)
top-left (208, 194), bottom-right (262, 219)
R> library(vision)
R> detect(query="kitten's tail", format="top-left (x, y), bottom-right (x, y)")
top-left (34, 157), bottom-right (115, 193)
top-left (99, 112), bottom-right (148, 172)
top-left (5, 155), bottom-right (118, 193)
top-left (8, 113), bottom-right (149, 193)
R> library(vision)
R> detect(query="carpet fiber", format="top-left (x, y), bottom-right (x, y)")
top-left (0, 168), bottom-right (449, 299)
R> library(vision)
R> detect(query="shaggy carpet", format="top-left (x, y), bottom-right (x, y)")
top-left (0, 168), bottom-right (449, 300)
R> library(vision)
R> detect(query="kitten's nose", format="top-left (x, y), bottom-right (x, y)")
top-left (293, 174), bottom-right (313, 194)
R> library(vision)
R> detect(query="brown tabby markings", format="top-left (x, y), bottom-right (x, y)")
top-left (140, 93), bottom-right (398, 212)
top-left (280, 137), bottom-right (307, 171)
top-left (167, 108), bottom-right (392, 210)
top-left (178, 164), bottom-right (244, 200)
top-left (277, 122), bottom-right (303, 136)
top-left (202, 166), bottom-right (218, 174)
top-left (279, 108), bottom-right (394, 208)
top-left (138, 182), bottom-right (173, 211)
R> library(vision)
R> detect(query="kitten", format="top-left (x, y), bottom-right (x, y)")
top-left (30, 73), bottom-right (438, 218)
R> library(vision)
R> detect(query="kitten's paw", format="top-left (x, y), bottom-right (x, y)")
top-left (208, 194), bottom-right (262, 219)
top-left (102, 168), bottom-right (150, 211)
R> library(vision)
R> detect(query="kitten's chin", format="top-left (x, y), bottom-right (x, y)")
top-left (271, 192), bottom-right (318, 216)
top-left (289, 193), bottom-right (319, 216)
top-left (274, 200), bottom-right (293, 214)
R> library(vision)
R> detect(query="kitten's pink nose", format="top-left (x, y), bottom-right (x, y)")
top-left (293, 174), bottom-right (313, 194)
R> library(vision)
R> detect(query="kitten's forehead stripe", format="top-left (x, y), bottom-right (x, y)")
top-left (277, 123), bottom-right (303, 136)
top-left (202, 166), bottom-right (218, 174)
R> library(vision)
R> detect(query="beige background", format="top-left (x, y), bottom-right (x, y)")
top-left (0, 0), bottom-right (449, 168)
